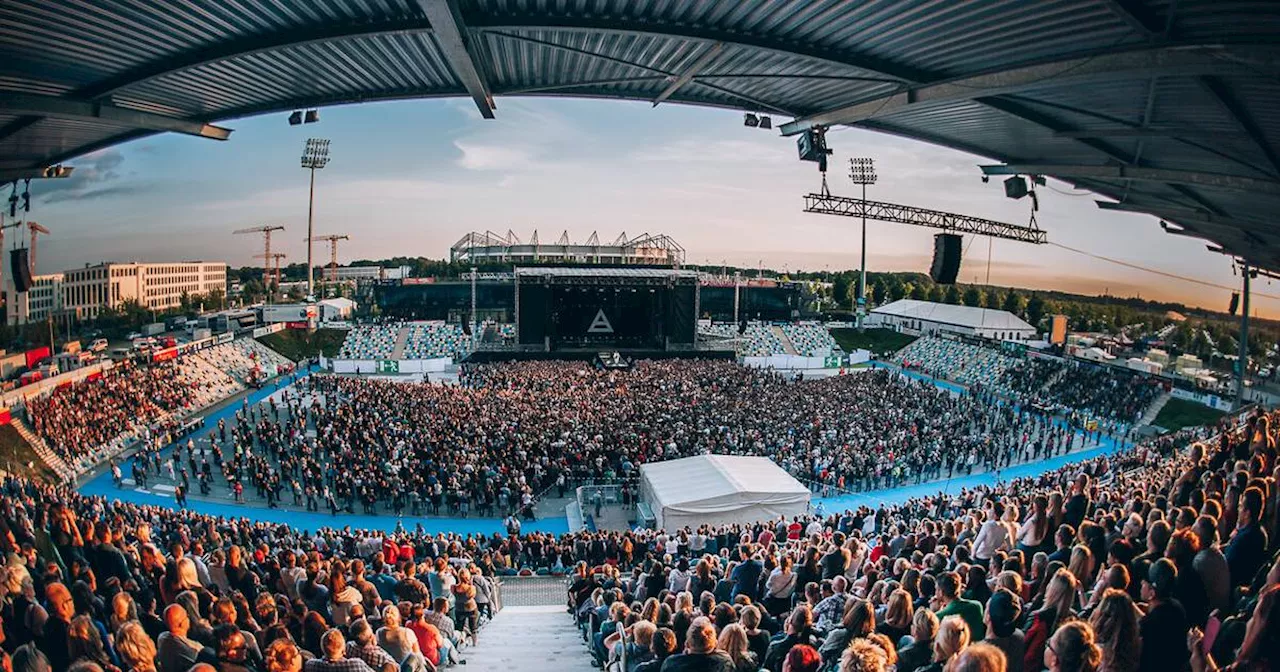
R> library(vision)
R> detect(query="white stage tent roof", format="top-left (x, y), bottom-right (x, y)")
top-left (871, 299), bottom-right (1035, 332)
top-left (639, 455), bottom-right (810, 531)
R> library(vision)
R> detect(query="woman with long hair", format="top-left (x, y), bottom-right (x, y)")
top-left (1024, 569), bottom-right (1079, 672)
top-left (820, 599), bottom-right (875, 669)
top-left (765, 555), bottom-right (797, 617)
top-left (718, 623), bottom-right (760, 672)
top-left (1046, 621), bottom-right (1102, 672)
top-left (1019, 495), bottom-right (1051, 555)
top-left (921, 615), bottom-right (969, 672)
top-left (453, 569), bottom-right (480, 644)
top-left (879, 588), bottom-right (915, 645)
top-left (1087, 589), bottom-right (1141, 672)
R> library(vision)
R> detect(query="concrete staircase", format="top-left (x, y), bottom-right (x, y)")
top-left (773, 325), bottom-right (798, 355)
top-left (1139, 390), bottom-right (1174, 427)
top-left (11, 417), bottom-right (76, 483)
top-left (463, 605), bottom-right (595, 672)
top-left (389, 326), bottom-right (410, 360)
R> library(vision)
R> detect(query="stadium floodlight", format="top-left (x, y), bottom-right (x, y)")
top-left (759, 115), bottom-right (772, 130)
top-left (301, 138), bottom-right (331, 299)
top-left (743, 113), bottom-right (760, 128)
top-left (304, 109), bottom-right (319, 124)
top-left (288, 111), bottom-right (302, 126)
top-left (848, 157), bottom-right (877, 330)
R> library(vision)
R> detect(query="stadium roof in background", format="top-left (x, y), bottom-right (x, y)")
top-left (872, 299), bottom-right (1036, 332)
top-left (2, 2), bottom-right (1280, 268)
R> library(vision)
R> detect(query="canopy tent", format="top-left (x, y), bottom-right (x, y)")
top-left (639, 455), bottom-right (810, 531)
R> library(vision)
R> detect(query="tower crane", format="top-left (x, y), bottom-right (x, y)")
top-left (233, 225), bottom-right (285, 288)
top-left (308, 234), bottom-right (350, 283)
top-left (255, 252), bottom-right (287, 302)
top-left (27, 222), bottom-right (49, 270)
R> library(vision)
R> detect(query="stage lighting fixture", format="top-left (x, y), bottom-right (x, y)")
top-left (288, 111), bottom-right (303, 126)
top-left (759, 115), bottom-right (772, 130)
top-left (1003, 175), bottom-right (1028, 199)
top-left (304, 109), bottom-right (319, 124)
top-left (981, 175), bottom-right (990, 183)
top-left (743, 113), bottom-right (760, 127)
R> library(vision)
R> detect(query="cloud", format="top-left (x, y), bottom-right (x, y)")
top-left (453, 141), bottom-right (536, 171)
top-left (34, 150), bottom-right (133, 204)
top-left (631, 138), bottom-right (788, 164)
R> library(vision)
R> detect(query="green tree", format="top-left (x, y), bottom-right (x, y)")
top-left (1002, 289), bottom-right (1026, 316)
top-left (832, 275), bottom-right (853, 311)
top-left (872, 281), bottom-right (888, 305)
top-left (888, 278), bottom-right (907, 301)
top-left (909, 283), bottom-right (928, 300)
top-left (944, 285), bottom-right (961, 305)
top-left (928, 284), bottom-right (945, 303)
top-left (962, 286), bottom-right (983, 307)
top-left (1025, 294), bottom-right (1046, 327)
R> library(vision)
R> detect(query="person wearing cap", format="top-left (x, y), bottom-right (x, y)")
top-left (1138, 558), bottom-right (1189, 672)
top-left (983, 588), bottom-right (1026, 672)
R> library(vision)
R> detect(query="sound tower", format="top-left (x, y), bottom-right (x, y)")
top-left (930, 234), bottom-right (962, 284)
top-left (10, 249), bottom-right (32, 293)
top-left (1229, 292), bottom-right (1240, 316)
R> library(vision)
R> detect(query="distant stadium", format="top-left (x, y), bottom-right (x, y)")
top-left (450, 230), bottom-right (685, 267)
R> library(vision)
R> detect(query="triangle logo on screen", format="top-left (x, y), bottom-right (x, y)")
top-left (588, 309), bottom-right (614, 333)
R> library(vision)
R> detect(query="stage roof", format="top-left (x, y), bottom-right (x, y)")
top-left (2, 2), bottom-right (1280, 268)
top-left (514, 267), bottom-right (699, 278)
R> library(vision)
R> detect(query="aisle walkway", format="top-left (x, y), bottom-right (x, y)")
top-left (464, 606), bottom-right (594, 672)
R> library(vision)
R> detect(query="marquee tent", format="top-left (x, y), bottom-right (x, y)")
top-left (639, 455), bottom-right (810, 530)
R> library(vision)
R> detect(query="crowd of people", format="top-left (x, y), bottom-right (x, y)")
top-left (131, 361), bottom-right (1112, 517)
top-left (997, 357), bottom-right (1163, 426)
top-left (27, 361), bottom-right (201, 464)
top-left (567, 410), bottom-right (1279, 672)
top-left (0, 397), bottom-right (1275, 672)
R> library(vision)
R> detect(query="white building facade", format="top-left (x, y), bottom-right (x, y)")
top-left (62, 261), bottom-right (227, 318)
top-left (4, 273), bottom-right (64, 326)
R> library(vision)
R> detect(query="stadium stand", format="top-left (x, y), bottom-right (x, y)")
top-left (337, 323), bottom-right (401, 359)
top-left (782, 323), bottom-right (841, 357)
top-left (895, 335), bottom-right (1018, 391)
top-left (404, 322), bottom-right (472, 359)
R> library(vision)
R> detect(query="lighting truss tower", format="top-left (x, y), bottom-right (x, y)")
top-left (300, 138), bottom-right (331, 299)
top-left (234, 225), bottom-right (286, 289)
top-left (848, 158), bottom-right (877, 330)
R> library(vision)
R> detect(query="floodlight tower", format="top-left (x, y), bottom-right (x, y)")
top-left (849, 158), bottom-right (877, 330)
top-left (300, 138), bottom-right (331, 299)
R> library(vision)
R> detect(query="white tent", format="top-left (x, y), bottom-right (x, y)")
top-left (638, 455), bottom-right (810, 530)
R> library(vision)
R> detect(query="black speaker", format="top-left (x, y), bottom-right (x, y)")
top-left (930, 234), bottom-right (962, 284)
top-left (1004, 176), bottom-right (1028, 199)
top-left (10, 249), bottom-right (32, 292)
top-left (1229, 292), bottom-right (1240, 315)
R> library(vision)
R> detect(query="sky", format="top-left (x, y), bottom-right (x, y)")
top-left (22, 95), bottom-right (1280, 317)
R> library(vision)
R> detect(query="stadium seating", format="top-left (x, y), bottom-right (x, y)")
top-left (193, 339), bottom-right (293, 383)
top-left (404, 322), bottom-right (472, 359)
top-left (894, 335), bottom-right (1018, 391)
top-left (337, 324), bottom-right (400, 359)
top-left (782, 323), bottom-right (840, 357)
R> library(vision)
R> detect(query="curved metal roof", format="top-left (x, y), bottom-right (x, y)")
top-left (2, 1), bottom-right (1279, 268)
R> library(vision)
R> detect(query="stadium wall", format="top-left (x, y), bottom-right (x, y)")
top-left (330, 358), bottom-right (452, 374)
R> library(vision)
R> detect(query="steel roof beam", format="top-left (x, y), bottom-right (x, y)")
top-left (653, 42), bottom-right (723, 107)
top-left (1095, 200), bottom-right (1276, 229)
top-left (0, 166), bottom-right (74, 182)
top-left (779, 44), bottom-right (1280, 136)
top-left (981, 163), bottom-right (1280, 195)
top-left (419, 0), bottom-right (495, 119)
top-left (1199, 77), bottom-right (1280, 178)
top-left (803, 193), bottom-right (1047, 244)
top-left (1054, 127), bottom-right (1229, 140)
top-left (0, 92), bottom-right (231, 140)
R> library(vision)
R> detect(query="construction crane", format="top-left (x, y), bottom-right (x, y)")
top-left (27, 222), bottom-right (49, 270)
top-left (233, 225), bottom-right (285, 288)
top-left (308, 234), bottom-right (350, 283)
top-left (255, 252), bottom-right (287, 302)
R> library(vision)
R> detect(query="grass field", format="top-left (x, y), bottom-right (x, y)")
top-left (830, 328), bottom-right (916, 356)
top-left (1154, 397), bottom-right (1226, 431)
top-left (0, 424), bottom-right (58, 481)
top-left (258, 328), bottom-right (347, 361)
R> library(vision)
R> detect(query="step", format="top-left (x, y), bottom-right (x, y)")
top-left (462, 606), bottom-right (595, 672)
